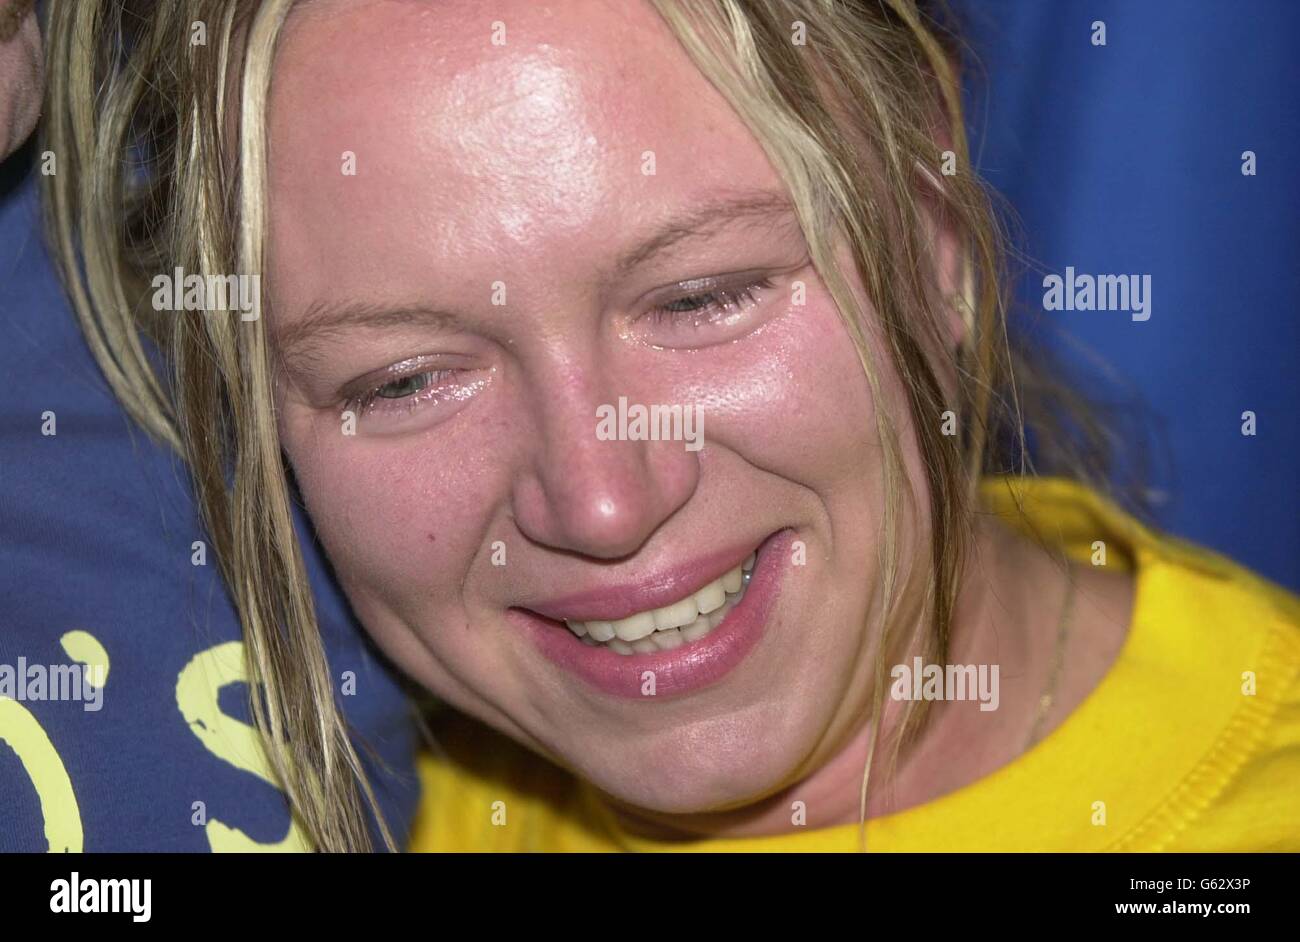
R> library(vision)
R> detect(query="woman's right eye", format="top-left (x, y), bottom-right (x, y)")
top-left (341, 365), bottom-right (473, 422)
top-left (374, 372), bottom-right (433, 399)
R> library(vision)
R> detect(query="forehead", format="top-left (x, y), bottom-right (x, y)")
top-left (264, 0), bottom-right (783, 309)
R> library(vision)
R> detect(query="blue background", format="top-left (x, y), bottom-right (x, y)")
top-left (955, 0), bottom-right (1299, 589)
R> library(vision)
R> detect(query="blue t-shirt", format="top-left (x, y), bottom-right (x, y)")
top-left (0, 164), bottom-right (420, 851)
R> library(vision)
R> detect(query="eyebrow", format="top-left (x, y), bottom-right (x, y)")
top-left (274, 188), bottom-right (797, 364)
top-left (608, 188), bottom-right (797, 281)
top-left (274, 302), bottom-right (463, 370)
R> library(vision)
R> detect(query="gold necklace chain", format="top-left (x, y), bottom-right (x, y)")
top-left (1022, 557), bottom-right (1077, 752)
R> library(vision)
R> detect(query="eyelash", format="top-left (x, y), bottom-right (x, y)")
top-left (645, 277), bottom-right (775, 326)
top-left (343, 368), bottom-right (459, 416)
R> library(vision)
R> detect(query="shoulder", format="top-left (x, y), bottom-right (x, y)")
top-left (982, 476), bottom-right (1300, 849)
top-left (1125, 533), bottom-right (1300, 849)
top-left (1140, 523), bottom-right (1300, 664)
top-left (983, 475), bottom-right (1300, 662)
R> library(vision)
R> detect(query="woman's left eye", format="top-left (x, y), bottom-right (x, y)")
top-left (647, 277), bottom-right (775, 327)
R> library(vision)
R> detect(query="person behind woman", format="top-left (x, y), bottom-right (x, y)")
top-left (0, 0), bottom-right (421, 853)
top-left (35, 0), bottom-right (1300, 851)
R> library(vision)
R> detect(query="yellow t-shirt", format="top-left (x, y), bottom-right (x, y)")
top-left (407, 478), bottom-right (1300, 851)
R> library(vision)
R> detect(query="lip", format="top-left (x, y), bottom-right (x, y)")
top-left (512, 529), bottom-right (794, 700)
top-left (523, 537), bottom-right (767, 623)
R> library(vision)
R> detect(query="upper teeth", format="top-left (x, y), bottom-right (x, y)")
top-left (565, 552), bottom-right (755, 650)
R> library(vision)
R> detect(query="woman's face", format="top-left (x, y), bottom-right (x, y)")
top-left (267, 0), bottom-right (925, 815)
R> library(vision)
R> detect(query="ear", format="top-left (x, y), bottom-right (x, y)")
top-left (911, 159), bottom-right (969, 368)
top-left (916, 43), bottom-right (972, 358)
top-left (914, 59), bottom-right (971, 358)
top-left (911, 127), bottom-right (971, 410)
top-left (926, 199), bottom-right (967, 354)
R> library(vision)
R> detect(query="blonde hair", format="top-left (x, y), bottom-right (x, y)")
top-left (40, 0), bottom-right (1103, 851)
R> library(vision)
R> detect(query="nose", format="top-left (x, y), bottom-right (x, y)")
top-left (510, 371), bottom-right (701, 559)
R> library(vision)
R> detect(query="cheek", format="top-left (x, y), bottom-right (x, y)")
top-left (279, 412), bottom-right (514, 614)
top-left (681, 275), bottom-right (884, 497)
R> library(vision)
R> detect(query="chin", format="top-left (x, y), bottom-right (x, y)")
top-left (564, 703), bottom-right (816, 816)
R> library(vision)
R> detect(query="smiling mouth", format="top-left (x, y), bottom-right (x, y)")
top-left (562, 554), bottom-right (756, 656)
